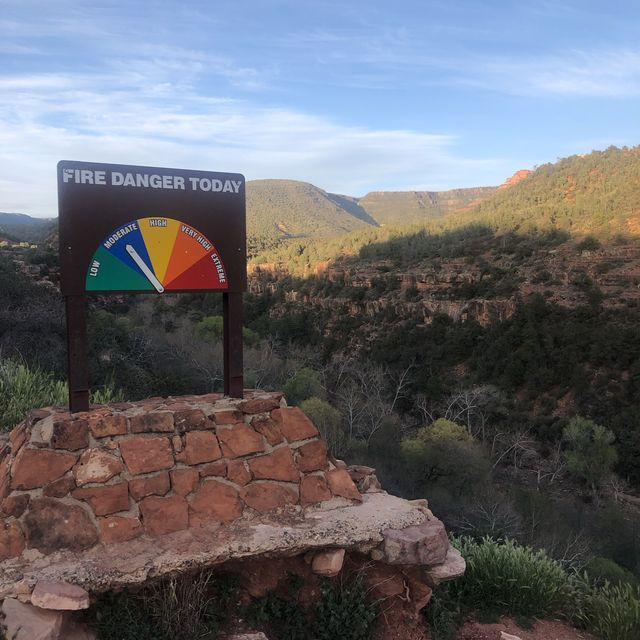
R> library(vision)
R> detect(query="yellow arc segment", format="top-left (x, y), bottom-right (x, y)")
top-left (138, 217), bottom-right (180, 284)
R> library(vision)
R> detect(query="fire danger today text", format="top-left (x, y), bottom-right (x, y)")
top-left (62, 168), bottom-right (243, 193)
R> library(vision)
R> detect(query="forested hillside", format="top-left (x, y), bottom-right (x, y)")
top-left (449, 145), bottom-right (640, 237)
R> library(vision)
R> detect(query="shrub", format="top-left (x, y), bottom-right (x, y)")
top-left (577, 235), bottom-right (601, 251)
top-left (582, 581), bottom-right (640, 640)
top-left (0, 358), bottom-right (123, 432)
top-left (451, 537), bottom-right (578, 617)
top-left (313, 575), bottom-right (375, 640)
top-left (283, 367), bottom-right (325, 405)
top-left (0, 358), bottom-right (66, 430)
top-left (300, 397), bottom-right (346, 455)
top-left (586, 557), bottom-right (638, 587)
top-left (248, 573), bottom-right (375, 640)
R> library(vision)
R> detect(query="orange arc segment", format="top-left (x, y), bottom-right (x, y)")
top-left (162, 223), bottom-right (213, 285)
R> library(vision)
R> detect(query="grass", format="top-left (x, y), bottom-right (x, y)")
top-left (0, 357), bottom-right (123, 431)
top-left (426, 537), bottom-right (640, 640)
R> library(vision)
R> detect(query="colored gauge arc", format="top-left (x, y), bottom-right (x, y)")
top-left (85, 217), bottom-right (228, 292)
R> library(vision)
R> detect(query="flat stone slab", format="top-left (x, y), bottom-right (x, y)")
top-left (0, 492), bottom-right (426, 599)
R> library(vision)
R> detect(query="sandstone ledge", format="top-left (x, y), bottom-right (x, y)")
top-left (0, 491), bottom-right (429, 599)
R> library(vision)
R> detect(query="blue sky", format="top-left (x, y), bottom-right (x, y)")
top-left (1, 0), bottom-right (639, 216)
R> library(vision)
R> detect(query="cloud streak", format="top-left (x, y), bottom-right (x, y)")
top-left (0, 65), bottom-right (504, 216)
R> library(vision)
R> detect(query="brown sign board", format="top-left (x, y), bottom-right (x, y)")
top-left (57, 160), bottom-right (246, 410)
top-left (58, 161), bottom-right (246, 296)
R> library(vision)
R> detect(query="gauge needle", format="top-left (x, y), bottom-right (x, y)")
top-left (126, 244), bottom-right (164, 293)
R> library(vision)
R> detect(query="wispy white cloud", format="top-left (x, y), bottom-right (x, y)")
top-left (0, 66), bottom-right (504, 216)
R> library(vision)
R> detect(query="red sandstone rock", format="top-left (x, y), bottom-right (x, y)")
top-left (0, 519), bottom-right (25, 560)
top-left (248, 447), bottom-right (299, 482)
top-left (51, 419), bottom-right (89, 451)
top-left (1, 493), bottom-right (29, 518)
top-left (170, 468), bottom-right (200, 496)
top-left (119, 436), bottom-right (174, 475)
top-left (218, 425), bottom-right (265, 458)
top-left (176, 431), bottom-right (222, 465)
top-left (24, 498), bottom-right (98, 554)
top-left (272, 408), bottom-right (318, 442)
top-left (325, 469), bottom-right (362, 501)
top-left (139, 494), bottom-right (189, 535)
top-left (73, 449), bottom-right (123, 486)
top-left (199, 461), bottom-right (227, 477)
top-left (312, 548), bottom-right (345, 577)
top-left (209, 409), bottom-right (243, 424)
top-left (130, 412), bottom-right (174, 434)
top-left (129, 472), bottom-right (170, 500)
top-left (190, 479), bottom-right (243, 524)
top-left (88, 414), bottom-right (127, 438)
top-left (365, 564), bottom-right (406, 599)
top-left (0, 455), bottom-right (8, 503)
top-left (239, 397), bottom-right (280, 414)
top-left (297, 440), bottom-right (328, 472)
top-left (403, 566), bottom-right (433, 612)
top-left (2, 598), bottom-right (65, 640)
top-left (43, 476), bottom-right (76, 498)
top-left (174, 409), bottom-right (215, 432)
top-left (383, 519), bottom-right (449, 566)
top-left (347, 465), bottom-right (376, 481)
top-left (73, 482), bottom-right (130, 516)
top-left (11, 449), bottom-right (76, 490)
top-left (9, 423), bottom-right (28, 453)
top-left (227, 460), bottom-right (251, 486)
top-left (240, 482), bottom-right (298, 513)
top-left (300, 475), bottom-right (332, 506)
top-left (251, 416), bottom-right (284, 445)
top-left (99, 516), bottom-right (143, 544)
top-left (31, 580), bottom-right (90, 610)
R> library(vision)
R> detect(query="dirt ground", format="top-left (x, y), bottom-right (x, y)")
top-left (456, 617), bottom-right (597, 640)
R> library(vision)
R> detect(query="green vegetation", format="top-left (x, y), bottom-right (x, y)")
top-left (428, 537), bottom-right (640, 640)
top-left (563, 417), bottom-right (618, 495)
top-left (0, 358), bottom-right (122, 431)
top-left (87, 572), bottom-right (237, 640)
top-left (248, 573), bottom-right (375, 640)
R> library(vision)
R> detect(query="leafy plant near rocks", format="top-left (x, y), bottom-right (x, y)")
top-left (314, 574), bottom-right (375, 640)
top-left (247, 573), bottom-right (375, 640)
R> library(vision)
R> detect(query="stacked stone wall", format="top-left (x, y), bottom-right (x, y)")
top-left (0, 391), bottom-right (361, 560)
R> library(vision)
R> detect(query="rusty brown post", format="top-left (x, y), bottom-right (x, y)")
top-left (223, 291), bottom-right (243, 397)
top-left (65, 294), bottom-right (90, 412)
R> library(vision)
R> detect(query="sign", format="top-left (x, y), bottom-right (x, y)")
top-left (57, 161), bottom-right (246, 410)
top-left (58, 161), bottom-right (246, 295)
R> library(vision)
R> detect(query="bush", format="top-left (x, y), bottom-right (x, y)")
top-left (586, 557), bottom-right (638, 587)
top-left (248, 574), bottom-right (375, 640)
top-left (283, 367), bottom-right (325, 405)
top-left (313, 575), bottom-right (375, 640)
top-left (452, 537), bottom-right (578, 618)
top-left (0, 358), bottom-right (123, 431)
top-left (300, 397), bottom-right (346, 455)
top-left (582, 581), bottom-right (640, 640)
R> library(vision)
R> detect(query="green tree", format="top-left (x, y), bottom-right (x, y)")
top-left (563, 416), bottom-right (618, 495)
top-left (283, 367), bottom-right (325, 406)
top-left (300, 397), bottom-right (345, 455)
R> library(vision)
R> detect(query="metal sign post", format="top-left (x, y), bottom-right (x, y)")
top-left (58, 161), bottom-right (247, 412)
